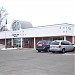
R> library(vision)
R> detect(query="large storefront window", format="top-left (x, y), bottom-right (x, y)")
top-left (13, 38), bottom-right (21, 47)
top-left (23, 38), bottom-right (34, 48)
top-left (6, 39), bottom-right (11, 48)
top-left (25, 38), bottom-right (31, 48)
top-left (52, 37), bottom-right (64, 41)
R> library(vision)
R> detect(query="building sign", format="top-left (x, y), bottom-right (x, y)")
top-left (12, 34), bottom-right (19, 37)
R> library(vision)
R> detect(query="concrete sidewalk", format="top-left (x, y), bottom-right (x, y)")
top-left (1, 48), bottom-right (35, 50)
top-left (1, 48), bottom-right (18, 50)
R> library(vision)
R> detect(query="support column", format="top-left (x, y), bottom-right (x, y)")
top-left (21, 38), bottom-right (23, 48)
top-left (5, 31), bottom-right (6, 48)
top-left (34, 37), bottom-right (36, 49)
top-left (42, 37), bottom-right (43, 40)
top-left (72, 36), bottom-right (74, 44)
top-left (64, 36), bottom-right (66, 40)
top-left (11, 38), bottom-right (13, 47)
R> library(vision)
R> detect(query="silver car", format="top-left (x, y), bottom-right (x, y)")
top-left (50, 40), bottom-right (75, 53)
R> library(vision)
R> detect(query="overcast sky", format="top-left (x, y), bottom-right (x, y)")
top-left (0, 0), bottom-right (75, 29)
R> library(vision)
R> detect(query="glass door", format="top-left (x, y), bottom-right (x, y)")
top-left (13, 38), bottom-right (21, 48)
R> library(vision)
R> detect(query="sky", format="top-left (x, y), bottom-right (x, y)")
top-left (0, 0), bottom-right (75, 29)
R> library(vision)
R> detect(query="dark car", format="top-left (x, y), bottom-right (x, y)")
top-left (36, 40), bottom-right (51, 52)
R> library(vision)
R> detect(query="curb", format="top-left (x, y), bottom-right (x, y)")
top-left (1, 48), bottom-right (18, 50)
top-left (1, 48), bottom-right (35, 50)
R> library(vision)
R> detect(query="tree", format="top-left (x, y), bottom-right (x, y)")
top-left (0, 7), bottom-right (8, 31)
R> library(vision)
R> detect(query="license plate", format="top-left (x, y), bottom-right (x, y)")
top-left (51, 46), bottom-right (55, 48)
top-left (38, 44), bottom-right (42, 46)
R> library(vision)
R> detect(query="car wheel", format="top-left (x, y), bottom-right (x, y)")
top-left (52, 51), bottom-right (55, 53)
top-left (62, 49), bottom-right (65, 53)
top-left (47, 48), bottom-right (50, 52)
top-left (38, 50), bottom-right (41, 52)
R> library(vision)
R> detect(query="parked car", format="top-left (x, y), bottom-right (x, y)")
top-left (36, 40), bottom-right (51, 52)
top-left (50, 40), bottom-right (75, 53)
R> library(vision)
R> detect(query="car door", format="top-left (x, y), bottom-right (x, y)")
top-left (61, 41), bottom-right (70, 51)
top-left (68, 41), bottom-right (74, 51)
top-left (65, 41), bottom-right (72, 51)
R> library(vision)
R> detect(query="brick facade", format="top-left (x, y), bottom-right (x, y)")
top-left (0, 39), bottom-right (5, 45)
top-left (35, 37), bottom-right (43, 45)
top-left (42, 37), bottom-right (49, 40)
top-left (66, 36), bottom-right (72, 43)
top-left (0, 36), bottom-right (74, 48)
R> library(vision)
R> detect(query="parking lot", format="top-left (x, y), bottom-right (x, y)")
top-left (0, 48), bottom-right (75, 75)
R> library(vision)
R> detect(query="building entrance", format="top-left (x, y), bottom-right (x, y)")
top-left (23, 38), bottom-right (34, 48)
top-left (13, 38), bottom-right (21, 48)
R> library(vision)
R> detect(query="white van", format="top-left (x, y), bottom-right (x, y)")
top-left (50, 40), bottom-right (75, 53)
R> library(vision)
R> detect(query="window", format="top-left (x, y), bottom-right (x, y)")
top-left (17, 22), bottom-right (19, 25)
top-left (51, 41), bottom-right (59, 45)
top-left (38, 41), bottom-right (47, 44)
top-left (63, 27), bottom-right (65, 29)
top-left (68, 41), bottom-right (72, 45)
top-left (61, 41), bottom-right (66, 45)
top-left (65, 41), bottom-right (70, 45)
top-left (53, 37), bottom-right (57, 40)
top-left (66, 27), bottom-right (67, 29)
top-left (47, 41), bottom-right (52, 44)
top-left (60, 27), bottom-right (61, 29)
top-left (61, 41), bottom-right (69, 45)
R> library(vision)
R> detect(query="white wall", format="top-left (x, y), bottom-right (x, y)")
top-left (21, 24), bottom-right (74, 37)
top-left (73, 26), bottom-right (75, 36)
top-left (0, 31), bottom-right (5, 39)
top-left (0, 30), bottom-right (22, 39)
top-left (0, 24), bottom-right (74, 39)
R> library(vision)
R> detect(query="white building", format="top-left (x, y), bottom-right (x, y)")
top-left (0, 23), bottom-right (75, 49)
top-left (11, 20), bottom-right (32, 31)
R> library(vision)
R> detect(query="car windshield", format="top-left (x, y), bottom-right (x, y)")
top-left (38, 41), bottom-right (47, 44)
top-left (51, 41), bottom-right (59, 45)
top-left (47, 41), bottom-right (52, 44)
top-left (38, 40), bottom-right (51, 44)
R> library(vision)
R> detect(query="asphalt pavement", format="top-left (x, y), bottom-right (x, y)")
top-left (0, 49), bottom-right (75, 75)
